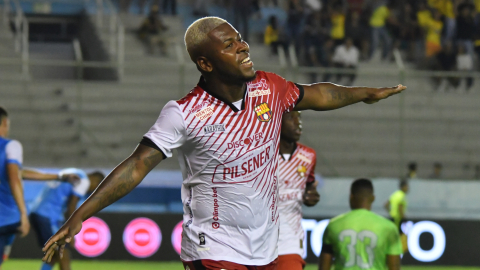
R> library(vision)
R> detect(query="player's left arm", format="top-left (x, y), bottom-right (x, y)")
top-left (294, 83), bottom-right (406, 111)
top-left (386, 255), bottom-right (401, 270)
top-left (22, 168), bottom-right (80, 183)
top-left (303, 155), bottom-right (320, 206)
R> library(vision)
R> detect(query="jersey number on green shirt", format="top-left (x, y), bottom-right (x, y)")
top-left (339, 230), bottom-right (378, 268)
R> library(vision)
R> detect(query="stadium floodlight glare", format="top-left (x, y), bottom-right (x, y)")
top-left (302, 219), bottom-right (330, 257)
top-left (407, 221), bottom-right (446, 262)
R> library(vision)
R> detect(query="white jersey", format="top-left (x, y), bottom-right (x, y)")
top-left (143, 71), bottom-right (303, 265)
top-left (277, 143), bottom-right (316, 256)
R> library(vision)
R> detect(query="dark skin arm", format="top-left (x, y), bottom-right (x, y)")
top-left (42, 144), bottom-right (164, 262)
top-left (384, 200), bottom-right (390, 213)
top-left (22, 168), bottom-right (80, 184)
top-left (303, 180), bottom-right (320, 207)
top-left (318, 252), bottom-right (333, 270)
top-left (387, 255), bottom-right (401, 270)
top-left (295, 83), bottom-right (406, 111)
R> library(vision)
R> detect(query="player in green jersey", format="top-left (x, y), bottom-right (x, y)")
top-left (318, 179), bottom-right (402, 270)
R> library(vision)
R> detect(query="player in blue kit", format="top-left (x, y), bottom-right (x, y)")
top-left (31, 168), bottom-right (104, 270)
top-left (0, 107), bottom-right (28, 270)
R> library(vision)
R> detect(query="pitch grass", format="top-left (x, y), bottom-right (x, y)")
top-left (3, 260), bottom-right (480, 270)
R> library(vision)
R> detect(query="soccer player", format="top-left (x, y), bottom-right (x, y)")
top-left (0, 107), bottom-right (29, 270)
top-left (32, 169), bottom-right (104, 270)
top-left (277, 111), bottom-right (320, 270)
top-left (384, 179), bottom-right (409, 252)
top-left (43, 17), bottom-right (406, 269)
top-left (319, 178), bottom-right (402, 270)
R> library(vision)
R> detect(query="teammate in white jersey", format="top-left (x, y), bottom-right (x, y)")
top-left (277, 111), bottom-right (320, 270)
top-left (43, 17), bottom-right (406, 269)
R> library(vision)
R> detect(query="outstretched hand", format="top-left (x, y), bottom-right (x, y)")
top-left (363, 84), bottom-right (407, 104)
top-left (303, 180), bottom-right (320, 207)
top-left (42, 216), bottom-right (82, 263)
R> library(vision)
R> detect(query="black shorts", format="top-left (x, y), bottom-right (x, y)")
top-left (30, 213), bottom-right (57, 247)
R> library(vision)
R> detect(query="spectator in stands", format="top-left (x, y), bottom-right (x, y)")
top-left (456, 44), bottom-right (474, 91)
top-left (233, 0), bottom-right (253, 42)
top-left (345, 11), bottom-right (369, 60)
top-left (392, 3), bottom-right (422, 62)
top-left (162, 0), bottom-right (177, 15)
top-left (286, 0), bottom-right (304, 49)
top-left (407, 162), bottom-right (417, 179)
top-left (475, 164), bottom-right (480, 179)
top-left (425, 9), bottom-right (443, 58)
top-left (138, 5), bottom-right (169, 55)
top-left (456, 3), bottom-right (476, 59)
top-left (330, 3), bottom-right (346, 46)
top-left (332, 38), bottom-right (360, 85)
top-left (434, 41), bottom-right (457, 90)
top-left (264, 16), bottom-right (287, 55)
top-left (369, 1), bottom-right (393, 60)
top-left (429, 162), bottom-right (443, 179)
top-left (428, 0), bottom-right (456, 42)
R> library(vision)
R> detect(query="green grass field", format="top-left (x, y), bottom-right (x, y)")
top-left (2, 260), bottom-right (480, 270)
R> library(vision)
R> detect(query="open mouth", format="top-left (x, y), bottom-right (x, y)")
top-left (240, 57), bottom-right (253, 66)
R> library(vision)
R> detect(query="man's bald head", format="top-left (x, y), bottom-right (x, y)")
top-left (184, 17), bottom-right (227, 61)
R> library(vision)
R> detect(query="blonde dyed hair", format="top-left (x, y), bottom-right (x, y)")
top-left (184, 17), bottom-right (227, 61)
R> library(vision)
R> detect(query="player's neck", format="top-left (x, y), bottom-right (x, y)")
top-left (279, 139), bottom-right (296, 155)
top-left (203, 76), bottom-right (247, 103)
top-left (351, 203), bottom-right (372, 211)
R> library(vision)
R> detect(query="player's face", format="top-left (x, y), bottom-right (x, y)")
top-left (0, 117), bottom-right (9, 137)
top-left (281, 111), bottom-right (302, 142)
top-left (207, 23), bottom-right (256, 83)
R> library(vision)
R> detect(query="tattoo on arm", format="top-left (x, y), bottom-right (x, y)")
top-left (143, 148), bottom-right (164, 168)
top-left (328, 89), bottom-right (354, 102)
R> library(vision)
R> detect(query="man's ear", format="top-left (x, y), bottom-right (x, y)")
top-left (370, 195), bottom-right (375, 203)
top-left (197, 56), bottom-right (213, 73)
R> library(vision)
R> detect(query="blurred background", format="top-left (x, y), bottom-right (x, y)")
top-left (0, 0), bottom-right (479, 268)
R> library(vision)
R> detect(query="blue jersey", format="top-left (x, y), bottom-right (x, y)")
top-left (31, 168), bottom-right (90, 224)
top-left (0, 137), bottom-right (23, 227)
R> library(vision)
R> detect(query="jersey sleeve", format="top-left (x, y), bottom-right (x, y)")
top-left (307, 151), bottom-right (317, 184)
top-left (143, 101), bottom-right (187, 158)
top-left (386, 225), bottom-right (403, 255)
top-left (72, 176), bottom-right (90, 198)
top-left (5, 140), bottom-right (23, 167)
top-left (268, 72), bottom-right (304, 113)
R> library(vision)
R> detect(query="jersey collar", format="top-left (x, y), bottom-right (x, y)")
top-left (279, 142), bottom-right (298, 162)
top-left (197, 76), bottom-right (247, 112)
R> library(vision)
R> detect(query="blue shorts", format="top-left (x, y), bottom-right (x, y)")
top-left (30, 213), bottom-right (59, 247)
top-left (0, 222), bottom-right (20, 265)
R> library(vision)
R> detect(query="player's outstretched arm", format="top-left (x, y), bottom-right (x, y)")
top-left (7, 163), bottom-right (30, 237)
top-left (42, 144), bottom-right (164, 262)
top-left (318, 252), bottom-right (333, 270)
top-left (22, 168), bottom-right (79, 183)
top-left (294, 83), bottom-right (406, 111)
top-left (387, 255), bottom-right (401, 270)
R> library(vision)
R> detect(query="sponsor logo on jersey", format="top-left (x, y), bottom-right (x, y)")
top-left (248, 79), bottom-right (271, 98)
top-left (199, 233), bottom-right (206, 245)
top-left (212, 187), bottom-right (220, 229)
top-left (213, 140), bottom-right (274, 184)
top-left (297, 153), bottom-right (313, 164)
top-left (189, 101), bottom-right (210, 114)
top-left (254, 103), bottom-right (272, 122)
top-left (195, 105), bottom-right (214, 121)
top-left (279, 190), bottom-right (302, 202)
top-left (204, 124), bottom-right (225, 134)
top-left (227, 132), bottom-right (263, 149)
top-left (297, 165), bottom-right (307, 177)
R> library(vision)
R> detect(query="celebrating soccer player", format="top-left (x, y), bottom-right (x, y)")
top-left (277, 111), bottom-right (320, 270)
top-left (319, 179), bottom-right (402, 270)
top-left (42, 17), bottom-right (406, 269)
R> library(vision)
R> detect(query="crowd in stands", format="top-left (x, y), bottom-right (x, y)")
top-left (262, 0), bottom-right (480, 87)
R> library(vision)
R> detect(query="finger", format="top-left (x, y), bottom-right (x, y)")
top-left (44, 245), bottom-right (56, 263)
top-left (59, 244), bottom-right (66, 259)
top-left (43, 230), bottom-right (67, 252)
top-left (311, 180), bottom-right (318, 188)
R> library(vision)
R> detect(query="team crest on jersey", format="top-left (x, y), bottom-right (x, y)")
top-left (254, 103), bottom-right (272, 122)
top-left (297, 165), bottom-right (307, 177)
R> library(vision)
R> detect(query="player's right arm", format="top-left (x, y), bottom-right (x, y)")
top-left (7, 163), bottom-right (30, 237)
top-left (42, 144), bottom-right (164, 262)
top-left (318, 252), bottom-right (333, 270)
top-left (387, 255), bottom-right (401, 270)
top-left (398, 204), bottom-right (405, 219)
top-left (384, 200), bottom-right (390, 213)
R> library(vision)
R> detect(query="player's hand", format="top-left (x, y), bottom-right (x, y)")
top-left (17, 214), bottom-right (30, 237)
top-left (60, 173), bottom-right (80, 185)
top-left (42, 215), bottom-right (83, 263)
top-left (363, 84), bottom-right (407, 104)
top-left (303, 181), bottom-right (320, 207)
